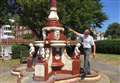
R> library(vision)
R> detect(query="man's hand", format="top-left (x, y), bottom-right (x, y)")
top-left (92, 43), bottom-right (96, 59)
top-left (68, 28), bottom-right (73, 32)
top-left (68, 28), bottom-right (80, 36)
top-left (93, 53), bottom-right (96, 59)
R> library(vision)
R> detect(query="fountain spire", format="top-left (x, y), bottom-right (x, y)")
top-left (51, 0), bottom-right (57, 7)
top-left (48, 0), bottom-right (59, 20)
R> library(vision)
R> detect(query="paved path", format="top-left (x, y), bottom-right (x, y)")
top-left (21, 72), bottom-right (109, 83)
top-left (91, 59), bottom-right (120, 83)
top-left (0, 58), bottom-right (119, 83)
top-left (80, 55), bottom-right (120, 83)
top-left (0, 66), bottom-right (17, 83)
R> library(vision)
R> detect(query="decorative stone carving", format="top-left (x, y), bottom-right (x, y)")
top-left (29, 43), bottom-right (35, 57)
top-left (42, 30), bottom-right (46, 40)
top-left (35, 64), bottom-right (45, 77)
top-left (74, 43), bottom-right (81, 58)
top-left (54, 30), bottom-right (60, 40)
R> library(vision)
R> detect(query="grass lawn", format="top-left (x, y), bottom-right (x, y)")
top-left (1, 54), bottom-right (119, 67)
top-left (0, 59), bottom-right (20, 67)
top-left (96, 53), bottom-right (120, 66)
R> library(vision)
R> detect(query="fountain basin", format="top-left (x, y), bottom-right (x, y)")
top-left (50, 40), bottom-right (66, 47)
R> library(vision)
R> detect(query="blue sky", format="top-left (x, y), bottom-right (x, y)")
top-left (97, 0), bottom-right (120, 32)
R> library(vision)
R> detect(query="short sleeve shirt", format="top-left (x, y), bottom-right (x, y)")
top-left (79, 34), bottom-right (94, 48)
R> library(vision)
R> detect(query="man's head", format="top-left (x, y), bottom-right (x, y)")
top-left (84, 29), bottom-right (90, 36)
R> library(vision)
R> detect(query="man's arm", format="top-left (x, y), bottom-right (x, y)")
top-left (92, 42), bottom-right (96, 58)
top-left (69, 28), bottom-right (81, 36)
top-left (91, 37), bottom-right (96, 58)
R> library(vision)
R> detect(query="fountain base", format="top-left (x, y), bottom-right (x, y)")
top-left (11, 64), bottom-right (105, 83)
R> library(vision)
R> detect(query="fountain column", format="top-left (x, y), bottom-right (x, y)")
top-left (42, 0), bottom-right (66, 73)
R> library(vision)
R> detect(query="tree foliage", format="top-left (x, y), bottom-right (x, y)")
top-left (0, 0), bottom-right (107, 39)
top-left (0, 0), bottom-right (22, 26)
top-left (0, 0), bottom-right (10, 25)
top-left (16, 0), bottom-right (49, 38)
top-left (105, 23), bottom-right (120, 39)
top-left (58, 0), bottom-right (107, 30)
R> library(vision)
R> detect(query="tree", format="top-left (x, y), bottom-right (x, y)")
top-left (58, 0), bottom-right (107, 31)
top-left (0, 0), bottom-right (10, 25)
top-left (1, 0), bottom-right (107, 39)
top-left (105, 23), bottom-right (120, 39)
top-left (16, 0), bottom-right (49, 39)
top-left (0, 0), bottom-right (22, 26)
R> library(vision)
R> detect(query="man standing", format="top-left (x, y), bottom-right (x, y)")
top-left (69, 28), bottom-right (96, 76)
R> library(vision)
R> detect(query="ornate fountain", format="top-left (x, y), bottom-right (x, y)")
top-left (11, 0), bottom-right (101, 83)
top-left (33, 0), bottom-right (80, 81)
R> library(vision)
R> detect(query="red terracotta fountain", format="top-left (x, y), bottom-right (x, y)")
top-left (11, 0), bottom-right (101, 83)
top-left (33, 0), bottom-right (80, 81)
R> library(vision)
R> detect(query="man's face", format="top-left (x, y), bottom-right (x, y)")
top-left (84, 30), bottom-right (90, 36)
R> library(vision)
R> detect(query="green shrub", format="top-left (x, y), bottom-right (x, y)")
top-left (95, 40), bottom-right (120, 54)
top-left (23, 34), bottom-right (33, 39)
top-left (12, 45), bottom-right (29, 59)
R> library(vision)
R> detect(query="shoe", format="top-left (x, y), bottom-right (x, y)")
top-left (80, 73), bottom-right (86, 80)
top-left (86, 72), bottom-right (91, 75)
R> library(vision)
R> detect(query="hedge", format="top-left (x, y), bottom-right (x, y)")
top-left (95, 40), bottom-right (120, 54)
top-left (12, 45), bottom-right (29, 59)
top-left (23, 34), bottom-right (33, 39)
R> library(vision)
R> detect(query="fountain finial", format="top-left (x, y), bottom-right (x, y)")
top-left (51, 0), bottom-right (57, 7)
top-left (48, 0), bottom-right (59, 20)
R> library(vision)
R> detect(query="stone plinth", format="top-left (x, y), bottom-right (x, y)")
top-left (26, 57), bottom-right (34, 72)
top-left (11, 64), bottom-right (109, 83)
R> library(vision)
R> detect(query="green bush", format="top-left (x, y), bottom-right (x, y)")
top-left (12, 45), bottom-right (29, 59)
top-left (96, 40), bottom-right (120, 54)
top-left (23, 34), bottom-right (33, 39)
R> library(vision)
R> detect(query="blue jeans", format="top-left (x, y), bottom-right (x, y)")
top-left (83, 48), bottom-right (91, 74)
top-left (32, 56), bottom-right (38, 66)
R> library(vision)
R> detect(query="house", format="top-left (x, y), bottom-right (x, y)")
top-left (96, 32), bottom-right (105, 40)
top-left (0, 25), bottom-right (15, 60)
top-left (15, 26), bottom-right (32, 39)
top-left (0, 25), bottom-right (15, 39)
top-left (0, 25), bottom-right (33, 60)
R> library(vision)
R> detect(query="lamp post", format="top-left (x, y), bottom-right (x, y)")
top-left (9, 19), bottom-right (15, 23)
top-left (9, 19), bottom-right (16, 39)
top-left (0, 27), bottom-right (1, 57)
top-left (8, 19), bottom-right (15, 60)
top-left (9, 18), bottom-right (15, 32)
